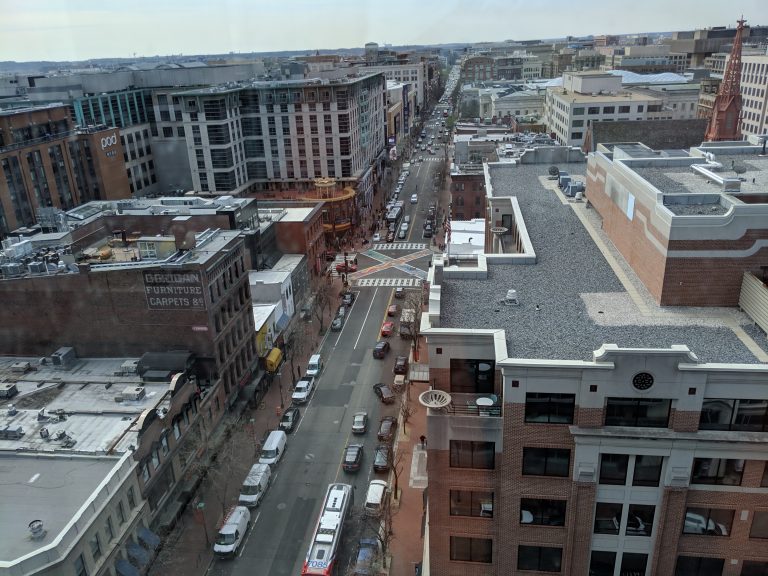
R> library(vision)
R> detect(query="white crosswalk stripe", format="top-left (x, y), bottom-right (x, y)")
top-left (355, 277), bottom-right (422, 288)
top-left (372, 243), bottom-right (426, 251)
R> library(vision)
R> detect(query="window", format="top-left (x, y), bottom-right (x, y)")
top-left (684, 507), bottom-right (733, 536)
top-left (675, 556), bottom-right (724, 576)
top-left (699, 399), bottom-right (768, 431)
top-left (573, 107), bottom-right (584, 115)
top-left (522, 448), bottom-right (570, 477)
top-left (449, 359), bottom-right (494, 394)
top-left (602, 106), bottom-right (615, 114)
top-left (450, 536), bottom-right (492, 563)
top-left (160, 433), bottom-right (169, 454)
top-left (524, 393), bottom-right (575, 423)
top-left (572, 119), bottom-right (584, 128)
top-left (633, 455), bottom-right (663, 487)
top-left (589, 551), bottom-right (616, 576)
top-left (172, 417), bottom-right (181, 440)
top-left (450, 490), bottom-right (494, 518)
top-left (594, 502), bottom-right (622, 534)
top-left (751, 511), bottom-right (768, 539)
top-left (127, 487), bottom-right (136, 509)
top-left (517, 545), bottom-right (562, 572)
top-left (520, 498), bottom-right (566, 526)
top-left (619, 105), bottom-right (631, 113)
top-left (151, 446), bottom-right (160, 469)
top-left (588, 107), bottom-right (599, 114)
top-left (162, 127), bottom-right (173, 138)
top-left (605, 398), bottom-right (670, 427)
top-left (105, 516), bottom-right (114, 542)
top-left (742, 561), bottom-right (768, 576)
top-left (117, 501), bottom-right (126, 524)
top-left (140, 461), bottom-right (150, 483)
top-left (621, 553), bottom-right (648, 574)
top-left (763, 463), bottom-right (768, 487)
top-left (570, 131), bottom-right (583, 140)
top-left (599, 453), bottom-right (628, 485)
top-left (449, 440), bottom-right (495, 469)
top-left (637, 105), bottom-right (645, 113)
top-left (74, 554), bottom-right (88, 576)
top-left (627, 505), bottom-right (655, 536)
top-left (691, 458), bottom-right (744, 486)
top-left (89, 533), bottom-right (102, 561)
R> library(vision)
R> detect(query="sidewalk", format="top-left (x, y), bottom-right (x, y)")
top-left (388, 338), bottom-right (430, 576)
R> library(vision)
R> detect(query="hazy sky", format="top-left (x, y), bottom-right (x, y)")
top-left (0, 0), bottom-right (763, 62)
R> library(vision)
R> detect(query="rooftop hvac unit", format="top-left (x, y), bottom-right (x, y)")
top-left (0, 426), bottom-right (24, 440)
top-left (0, 383), bottom-right (19, 399)
top-left (51, 346), bottom-right (76, 368)
top-left (120, 360), bottom-right (140, 375)
top-left (1, 263), bottom-right (24, 277)
top-left (10, 361), bottom-right (30, 374)
top-left (121, 386), bottom-right (146, 401)
top-left (28, 261), bottom-right (47, 274)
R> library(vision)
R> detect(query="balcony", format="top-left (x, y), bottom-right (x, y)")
top-left (421, 390), bottom-right (502, 418)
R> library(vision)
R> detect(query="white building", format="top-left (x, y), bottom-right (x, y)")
top-left (741, 54), bottom-right (768, 138)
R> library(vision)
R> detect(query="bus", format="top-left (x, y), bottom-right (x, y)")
top-left (301, 483), bottom-right (354, 576)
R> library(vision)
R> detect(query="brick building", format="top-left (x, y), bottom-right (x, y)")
top-left (0, 103), bottom-right (131, 235)
top-left (585, 141), bottom-right (768, 306)
top-left (449, 164), bottom-right (486, 221)
top-left (419, 159), bottom-right (768, 576)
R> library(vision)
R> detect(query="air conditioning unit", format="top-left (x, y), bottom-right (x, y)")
top-left (121, 386), bottom-right (146, 401)
top-left (10, 361), bottom-right (31, 374)
top-left (0, 383), bottom-right (19, 399)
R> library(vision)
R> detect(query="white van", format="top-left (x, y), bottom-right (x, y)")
top-left (306, 354), bottom-right (323, 377)
top-left (213, 506), bottom-right (250, 558)
top-left (259, 430), bottom-right (287, 467)
top-left (238, 463), bottom-right (272, 508)
top-left (364, 480), bottom-right (389, 517)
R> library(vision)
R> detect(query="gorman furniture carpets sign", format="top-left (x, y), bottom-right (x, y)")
top-left (143, 270), bottom-right (206, 310)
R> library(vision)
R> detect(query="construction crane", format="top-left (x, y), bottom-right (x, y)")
top-left (705, 18), bottom-right (747, 141)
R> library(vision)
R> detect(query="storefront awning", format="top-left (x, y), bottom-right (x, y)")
top-left (126, 541), bottom-right (149, 568)
top-left (115, 559), bottom-right (140, 576)
top-left (275, 313), bottom-right (290, 333)
top-left (138, 526), bottom-right (161, 550)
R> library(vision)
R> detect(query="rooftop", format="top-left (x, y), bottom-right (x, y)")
top-left (439, 162), bottom-right (766, 364)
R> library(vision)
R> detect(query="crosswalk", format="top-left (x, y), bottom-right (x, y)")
top-left (356, 277), bottom-right (422, 288)
top-left (372, 243), bottom-right (426, 251)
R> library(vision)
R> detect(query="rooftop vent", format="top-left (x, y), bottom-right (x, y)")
top-left (121, 386), bottom-right (146, 401)
top-left (0, 383), bottom-right (19, 399)
top-left (502, 289), bottom-right (519, 306)
top-left (28, 520), bottom-right (47, 541)
top-left (0, 425), bottom-right (24, 440)
top-left (10, 362), bottom-right (30, 374)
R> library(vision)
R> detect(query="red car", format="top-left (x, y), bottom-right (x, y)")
top-left (336, 262), bottom-right (358, 273)
top-left (381, 321), bottom-right (395, 337)
top-left (387, 304), bottom-right (399, 317)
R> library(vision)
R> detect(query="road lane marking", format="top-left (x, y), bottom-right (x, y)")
top-left (354, 287), bottom-right (378, 350)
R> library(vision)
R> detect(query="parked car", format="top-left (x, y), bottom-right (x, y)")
top-left (343, 444), bottom-right (364, 472)
top-left (400, 222), bottom-right (409, 232)
top-left (278, 406), bottom-right (301, 433)
top-left (423, 227), bottom-right (433, 238)
top-left (387, 304), bottom-right (400, 317)
top-left (342, 291), bottom-right (355, 306)
top-left (393, 356), bottom-right (408, 375)
top-left (352, 411), bottom-right (368, 434)
top-left (336, 262), bottom-right (357, 273)
top-left (291, 376), bottom-right (315, 404)
top-left (381, 321), bottom-right (395, 337)
top-left (372, 232), bottom-right (381, 242)
top-left (394, 287), bottom-right (405, 299)
top-left (373, 383), bottom-right (396, 404)
top-left (331, 316), bottom-right (344, 331)
top-left (403, 215), bottom-right (411, 223)
top-left (386, 231), bottom-right (395, 243)
top-left (373, 444), bottom-right (391, 472)
top-left (372, 341), bottom-right (390, 359)
top-left (377, 416), bottom-right (397, 442)
top-left (397, 229), bottom-right (406, 240)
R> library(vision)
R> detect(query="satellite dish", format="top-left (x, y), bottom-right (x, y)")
top-left (419, 389), bottom-right (452, 409)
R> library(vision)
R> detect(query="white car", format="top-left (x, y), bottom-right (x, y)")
top-left (410, 194), bottom-right (418, 204)
top-left (291, 376), bottom-right (315, 404)
top-left (400, 222), bottom-right (409, 232)
top-left (372, 233), bottom-right (381, 242)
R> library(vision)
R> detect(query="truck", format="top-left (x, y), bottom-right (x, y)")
top-left (399, 308), bottom-right (415, 338)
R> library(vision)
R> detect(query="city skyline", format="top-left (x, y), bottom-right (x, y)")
top-left (0, 0), bottom-right (763, 62)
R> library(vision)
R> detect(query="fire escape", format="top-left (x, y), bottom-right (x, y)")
top-left (705, 18), bottom-right (746, 141)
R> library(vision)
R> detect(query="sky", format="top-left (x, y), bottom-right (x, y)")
top-left (0, 0), bottom-right (764, 62)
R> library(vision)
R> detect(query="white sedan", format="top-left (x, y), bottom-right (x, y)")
top-left (373, 233), bottom-right (381, 242)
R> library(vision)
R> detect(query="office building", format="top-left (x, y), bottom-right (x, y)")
top-left (420, 149), bottom-right (768, 576)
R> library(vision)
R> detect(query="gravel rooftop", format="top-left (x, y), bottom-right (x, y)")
top-left (440, 163), bottom-right (765, 364)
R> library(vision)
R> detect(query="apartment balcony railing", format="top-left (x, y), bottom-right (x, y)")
top-left (439, 392), bottom-right (502, 417)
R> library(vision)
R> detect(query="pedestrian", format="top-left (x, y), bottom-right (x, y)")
top-left (420, 435), bottom-right (427, 449)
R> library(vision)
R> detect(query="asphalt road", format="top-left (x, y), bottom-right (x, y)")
top-left (208, 105), bottom-right (446, 576)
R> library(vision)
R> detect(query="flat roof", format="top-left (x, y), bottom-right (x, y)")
top-left (439, 162), bottom-right (766, 363)
top-left (630, 154), bottom-right (768, 196)
top-left (279, 207), bottom-right (314, 222)
top-left (0, 454), bottom-right (121, 563)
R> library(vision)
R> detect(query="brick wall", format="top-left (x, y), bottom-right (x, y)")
top-left (576, 406), bottom-right (603, 428)
top-left (565, 482), bottom-right (596, 574)
top-left (671, 409), bottom-right (700, 432)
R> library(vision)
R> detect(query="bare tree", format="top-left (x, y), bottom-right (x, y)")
top-left (312, 280), bottom-right (332, 333)
top-left (399, 290), bottom-right (423, 362)
top-left (388, 448), bottom-right (406, 503)
top-left (283, 324), bottom-right (307, 387)
top-left (359, 495), bottom-right (398, 570)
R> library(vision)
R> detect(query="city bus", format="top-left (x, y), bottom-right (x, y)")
top-left (301, 483), bottom-right (354, 576)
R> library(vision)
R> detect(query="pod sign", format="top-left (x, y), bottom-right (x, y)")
top-left (101, 133), bottom-right (118, 150)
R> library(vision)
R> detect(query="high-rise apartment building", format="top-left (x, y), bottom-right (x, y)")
top-left (0, 103), bottom-right (130, 234)
top-left (420, 150), bottom-right (768, 576)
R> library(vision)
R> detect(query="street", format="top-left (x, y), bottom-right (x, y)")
top-left (207, 114), bottom-right (446, 576)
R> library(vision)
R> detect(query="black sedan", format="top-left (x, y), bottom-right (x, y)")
top-left (372, 340), bottom-right (390, 359)
top-left (343, 444), bottom-right (364, 472)
top-left (278, 406), bottom-right (300, 433)
top-left (393, 356), bottom-right (408, 375)
top-left (373, 383), bottom-right (396, 404)
top-left (373, 444), bottom-right (391, 472)
top-left (377, 416), bottom-right (397, 442)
